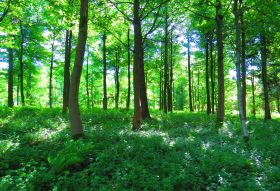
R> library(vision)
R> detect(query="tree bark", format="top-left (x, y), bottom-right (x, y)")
top-left (187, 34), bottom-right (193, 112)
top-left (234, 0), bottom-right (249, 140)
top-left (216, 0), bottom-right (225, 122)
top-left (49, 36), bottom-right (55, 108)
top-left (132, 0), bottom-right (141, 130)
top-left (163, 8), bottom-right (169, 114)
top-left (8, 48), bottom-right (13, 107)
top-left (126, 29), bottom-right (131, 110)
top-left (69, 0), bottom-right (88, 138)
top-left (115, 49), bottom-right (120, 109)
top-left (260, 33), bottom-right (271, 120)
top-left (19, 24), bottom-right (25, 106)
top-left (86, 45), bottom-right (90, 108)
top-left (205, 36), bottom-right (211, 115)
top-left (210, 35), bottom-right (215, 114)
top-left (251, 68), bottom-right (256, 116)
top-left (102, 33), bottom-right (108, 110)
top-left (168, 30), bottom-right (173, 112)
top-left (63, 29), bottom-right (72, 113)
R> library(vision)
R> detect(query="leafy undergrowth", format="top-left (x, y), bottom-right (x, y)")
top-left (0, 107), bottom-right (280, 191)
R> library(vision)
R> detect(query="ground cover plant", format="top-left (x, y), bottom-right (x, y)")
top-left (1, 107), bottom-right (279, 190)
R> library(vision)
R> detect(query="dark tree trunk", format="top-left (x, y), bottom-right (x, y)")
top-left (197, 70), bottom-right (200, 111)
top-left (49, 37), bottom-right (55, 108)
top-left (260, 33), bottom-right (271, 120)
top-left (19, 24), bottom-right (25, 106)
top-left (205, 36), bottom-right (211, 115)
top-left (126, 29), bottom-right (131, 110)
top-left (132, 0), bottom-right (141, 130)
top-left (160, 43), bottom-right (164, 110)
top-left (69, 0), bottom-right (88, 138)
top-left (102, 33), bottom-right (107, 110)
top-left (216, 0), bottom-right (225, 122)
top-left (163, 8), bottom-right (169, 114)
top-left (8, 48), bottom-right (13, 107)
top-left (251, 68), bottom-right (256, 116)
top-left (168, 30), bottom-right (173, 112)
top-left (210, 35), bottom-right (215, 114)
top-left (240, 0), bottom-right (247, 118)
top-left (63, 29), bottom-right (72, 113)
top-left (86, 45), bottom-right (90, 108)
top-left (115, 49), bottom-right (120, 109)
top-left (187, 35), bottom-right (193, 112)
top-left (17, 75), bottom-right (19, 106)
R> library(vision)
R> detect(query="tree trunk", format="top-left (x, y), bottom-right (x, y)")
top-left (102, 33), bottom-right (107, 110)
top-left (115, 49), bottom-right (120, 109)
top-left (132, 0), bottom-right (141, 130)
top-left (49, 37), bottom-right (55, 108)
top-left (216, 0), bottom-right (225, 122)
top-left (234, 0), bottom-right (249, 141)
top-left (205, 36), bottom-right (211, 115)
top-left (126, 29), bottom-right (131, 110)
top-left (197, 69), bottom-right (200, 111)
top-left (19, 24), bottom-right (25, 106)
top-left (86, 45), bottom-right (90, 108)
top-left (163, 8), bottom-right (169, 114)
top-left (168, 30), bottom-right (173, 112)
top-left (17, 75), bottom-right (19, 106)
top-left (187, 35), bottom-right (193, 112)
top-left (260, 33), bottom-right (271, 120)
top-left (8, 48), bottom-right (13, 107)
top-left (251, 68), bottom-right (256, 116)
top-left (63, 29), bottom-right (72, 113)
top-left (210, 35), bottom-right (215, 114)
top-left (240, 0), bottom-right (247, 118)
top-left (69, 0), bottom-right (88, 138)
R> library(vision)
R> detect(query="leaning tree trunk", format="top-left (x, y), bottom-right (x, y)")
top-left (205, 36), bottom-right (211, 115)
top-left (63, 29), bottom-right (72, 113)
top-left (102, 33), bottom-right (108, 110)
top-left (234, 0), bottom-right (249, 141)
top-left (8, 48), bottom-right (13, 107)
top-left (132, 0), bottom-right (142, 130)
top-left (69, 0), bottom-right (88, 138)
top-left (49, 36), bottom-right (55, 108)
top-left (187, 35), bottom-right (193, 112)
top-left (126, 29), bottom-right (131, 110)
top-left (215, 0), bottom-right (225, 122)
top-left (260, 33), bottom-right (271, 120)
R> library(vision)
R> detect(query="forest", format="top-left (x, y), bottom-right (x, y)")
top-left (0, 0), bottom-right (280, 190)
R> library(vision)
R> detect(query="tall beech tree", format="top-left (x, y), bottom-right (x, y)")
top-left (69, 0), bottom-right (88, 138)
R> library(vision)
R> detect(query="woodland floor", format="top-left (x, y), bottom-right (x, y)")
top-left (0, 107), bottom-right (280, 191)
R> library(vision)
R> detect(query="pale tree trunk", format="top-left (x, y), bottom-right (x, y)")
top-left (133, 0), bottom-right (142, 130)
top-left (102, 33), bottom-right (108, 110)
top-left (234, 0), bottom-right (249, 141)
top-left (69, 0), bottom-right (88, 138)
top-left (126, 29), bottom-right (131, 110)
top-left (8, 48), bottom-right (13, 107)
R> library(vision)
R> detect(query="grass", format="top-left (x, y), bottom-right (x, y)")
top-left (0, 107), bottom-right (280, 191)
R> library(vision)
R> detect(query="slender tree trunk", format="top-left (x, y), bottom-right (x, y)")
top-left (277, 96), bottom-right (280, 114)
top-left (69, 0), bottom-right (88, 138)
top-left (168, 30), bottom-right (173, 112)
top-left (63, 29), bottom-right (72, 113)
top-left (86, 45), bottom-right (90, 108)
top-left (115, 49), bottom-right (120, 109)
top-left (240, 0), bottom-right (247, 118)
top-left (19, 24), bottom-right (25, 106)
top-left (251, 68), bottom-right (256, 116)
top-left (132, 0), bottom-right (142, 130)
top-left (234, 0), bottom-right (249, 141)
top-left (126, 29), bottom-right (131, 110)
top-left (17, 75), bottom-right (19, 106)
top-left (8, 48), bottom-right (14, 107)
top-left (197, 70), bottom-right (200, 111)
top-left (205, 36), bottom-right (211, 115)
top-left (49, 37), bottom-right (55, 108)
top-left (187, 35), bottom-right (193, 112)
top-left (192, 70), bottom-right (195, 111)
top-left (160, 43), bottom-right (164, 110)
top-left (216, 0), bottom-right (225, 122)
top-left (210, 35), bottom-right (215, 114)
top-left (102, 33), bottom-right (108, 110)
top-left (163, 8), bottom-right (169, 114)
top-left (260, 33), bottom-right (271, 120)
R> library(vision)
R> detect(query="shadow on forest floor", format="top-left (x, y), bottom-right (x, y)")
top-left (0, 107), bottom-right (280, 190)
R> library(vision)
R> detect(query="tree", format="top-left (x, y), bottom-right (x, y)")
top-left (69, 0), bottom-right (88, 138)
top-left (8, 48), bottom-right (13, 107)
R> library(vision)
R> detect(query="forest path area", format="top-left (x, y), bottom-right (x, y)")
top-left (0, 107), bottom-right (280, 190)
